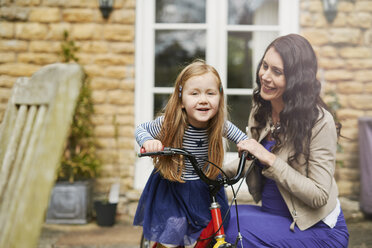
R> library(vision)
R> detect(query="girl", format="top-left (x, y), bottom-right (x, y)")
top-left (134, 59), bottom-right (248, 247)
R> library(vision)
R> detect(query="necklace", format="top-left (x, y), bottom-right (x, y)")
top-left (270, 120), bottom-right (281, 135)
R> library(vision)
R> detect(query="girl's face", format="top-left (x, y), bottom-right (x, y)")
top-left (181, 72), bottom-right (221, 128)
top-left (258, 47), bottom-right (286, 107)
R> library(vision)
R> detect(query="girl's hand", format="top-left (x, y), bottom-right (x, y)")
top-left (237, 139), bottom-right (276, 167)
top-left (142, 139), bottom-right (164, 153)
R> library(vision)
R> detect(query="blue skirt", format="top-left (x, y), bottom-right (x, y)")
top-left (225, 205), bottom-right (349, 248)
top-left (133, 170), bottom-right (230, 246)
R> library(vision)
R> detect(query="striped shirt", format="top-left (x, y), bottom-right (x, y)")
top-left (135, 116), bottom-right (248, 180)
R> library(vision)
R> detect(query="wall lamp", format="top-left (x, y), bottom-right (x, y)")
top-left (322, 0), bottom-right (339, 23)
top-left (99, 0), bottom-right (114, 19)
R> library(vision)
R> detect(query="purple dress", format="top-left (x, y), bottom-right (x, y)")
top-left (225, 139), bottom-right (349, 248)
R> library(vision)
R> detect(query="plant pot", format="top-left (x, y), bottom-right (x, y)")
top-left (46, 181), bottom-right (92, 224)
top-left (94, 201), bottom-right (117, 227)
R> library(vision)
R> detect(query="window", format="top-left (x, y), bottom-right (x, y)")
top-left (134, 0), bottom-right (299, 189)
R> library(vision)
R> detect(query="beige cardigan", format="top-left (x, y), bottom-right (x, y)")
top-left (225, 106), bottom-right (339, 231)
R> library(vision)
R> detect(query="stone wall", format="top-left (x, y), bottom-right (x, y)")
top-left (300, 0), bottom-right (372, 199)
top-left (0, 0), bottom-right (138, 222)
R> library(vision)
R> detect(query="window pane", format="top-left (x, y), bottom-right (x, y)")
top-left (154, 93), bottom-right (171, 117)
top-left (156, 0), bottom-right (206, 23)
top-left (228, 0), bottom-right (279, 25)
top-left (227, 31), bottom-right (278, 89)
top-left (227, 95), bottom-right (252, 152)
top-left (155, 30), bottom-right (206, 87)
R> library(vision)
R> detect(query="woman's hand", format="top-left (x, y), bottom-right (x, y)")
top-left (142, 139), bottom-right (164, 153)
top-left (237, 139), bottom-right (276, 167)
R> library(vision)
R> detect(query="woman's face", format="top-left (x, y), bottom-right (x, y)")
top-left (258, 47), bottom-right (286, 107)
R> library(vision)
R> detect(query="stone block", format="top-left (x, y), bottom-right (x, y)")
top-left (337, 108), bottom-right (364, 119)
top-left (118, 126), bottom-right (134, 137)
top-left (346, 59), bottom-right (372, 69)
top-left (0, 22), bottom-right (14, 38)
top-left (103, 25), bottom-right (134, 41)
top-left (119, 80), bottom-right (134, 90)
top-left (0, 88), bottom-right (12, 103)
top-left (318, 58), bottom-right (345, 69)
top-left (348, 95), bottom-right (372, 110)
top-left (0, 75), bottom-right (16, 88)
top-left (0, 7), bottom-right (29, 21)
top-left (366, 83), bottom-right (372, 93)
top-left (96, 138), bottom-right (116, 149)
top-left (107, 90), bottom-right (134, 105)
top-left (337, 1), bottom-right (354, 12)
top-left (90, 77), bottom-right (120, 90)
top-left (62, 8), bottom-right (94, 22)
top-left (330, 29), bottom-right (361, 45)
top-left (14, 0), bottom-right (41, 5)
top-left (15, 23), bottom-right (48, 40)
top-left (65, 0), bottom-right (97, 8)
top-left (0, 63), bottom-right (40, 77)
top-left (29, 41), bottom-right (61, 52)
top-left (356, 1), bottom-right (372, 12)
top-left (94, 104), bottom-right (118, 115)
top-left (319, 46), bottom-right (338, 58)
top-left (0, 40), bottom-right (28, 52)
top-left (332, 13), bottom-right (348, 27)
top-left (109, 42), bottom-right (134, 54)
top-left (115, 115), bottom-right (134, 125)
top-left (83, 65), bottom-right (106, 77)
top-left (355, 70), bottom-right (372, 82)
top-left (105, 66), bottom-right (127, 78)
top-left (47, 23), bottom-right (71, 40)
top-left (118, 137), bottom-right (135, 149)
top-left (338, 181), bottom-right (359, 196)
top-left (95, 124), bottom-right (115, 137)
top-left (339, 46), bottom-right (372, 59)
top-left (71, 24), bottom-right (102, 40)
top-left (0, 53), bottom-right (15, 63)
top-left (348, 13), bottom-right (372, 29)
top-left (324, 69), bottom-right (354, 81)
top-left (337, 82), bottom-right (364, 94)
top-left (79, 41), bottom-right (108, 53)
top-left (91, 90), bottom-right (107, 104)
top-left (116, 105), bottom-right (133, 115)
top-left (41, 0), bottom-right (65, 7)
top-left (91, 114), bottom-right (114, 125)
top-left (302, 30), bottom-right (329, 45)
top-left (110, 9), bottom-right (135, 24)
top-left (18, 53), bottom-right (59, 65)
top-left (29, 8), bottom-right (60, 22)
top-left (94, 54), bottom-right (134, 66)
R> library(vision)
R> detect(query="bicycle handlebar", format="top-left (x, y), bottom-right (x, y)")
top-left (138, 147), bottom-right (252, 187)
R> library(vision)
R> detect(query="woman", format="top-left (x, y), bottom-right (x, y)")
top-left (224, 34), bottom-right (349, 247)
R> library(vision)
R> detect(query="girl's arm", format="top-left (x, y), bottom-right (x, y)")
top-left (135, 116), bottom-right (164, 147)
top-left (224, 120), bottom-right (249, 143)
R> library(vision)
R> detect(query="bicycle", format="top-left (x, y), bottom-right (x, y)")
top-left (138, 147), bottom-right (254, 248)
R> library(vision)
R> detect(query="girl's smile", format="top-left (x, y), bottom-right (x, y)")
top-left (181, 72), bottom-right (221, 128)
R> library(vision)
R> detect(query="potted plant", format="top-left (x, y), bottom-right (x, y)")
top-left (94, 183), bottom-right (120, 227)
top-left (46, 31), bottom-right (101, 224)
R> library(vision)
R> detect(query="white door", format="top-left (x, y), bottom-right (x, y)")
top-left (134, 0), bottom-right (299, 189)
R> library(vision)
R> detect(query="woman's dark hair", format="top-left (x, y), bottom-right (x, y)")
top-left (252, 33), bottom-right (332, 165)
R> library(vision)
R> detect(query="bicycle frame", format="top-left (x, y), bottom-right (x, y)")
top-left (138, 147), bottom-right (250, 248)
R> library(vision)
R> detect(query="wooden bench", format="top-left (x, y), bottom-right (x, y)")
top-left (0, 63), bottom-right (84, 247)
